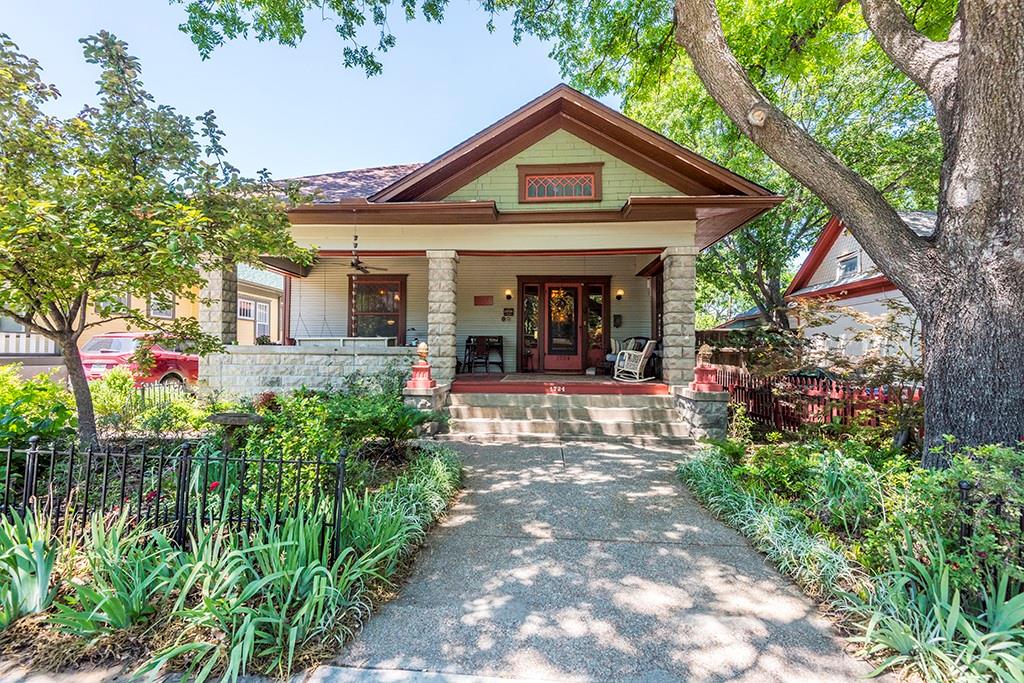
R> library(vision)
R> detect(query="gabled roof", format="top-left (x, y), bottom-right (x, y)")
top-left (786, 211), bottom-right (936, 299)
top-left (369, 84), bottom-right (775, 202)
top-left (291, 164), bottom-right (423, 203)
top-left (287, 84), bottom-right (783, 249)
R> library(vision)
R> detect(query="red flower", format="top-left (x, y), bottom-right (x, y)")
top-left (145, 490), bottom-right (157, 502)
top-left (209, 481), bottom-right (220, 492)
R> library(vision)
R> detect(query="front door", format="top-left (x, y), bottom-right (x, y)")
top-left (542, 284), bottom-right (583, 372)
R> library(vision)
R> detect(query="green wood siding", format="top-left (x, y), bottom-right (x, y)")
top-left (444, 128), bottom-right (682, 210)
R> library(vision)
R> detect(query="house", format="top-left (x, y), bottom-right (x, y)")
top-left (785, 212), bottom-right (934, 357)
top-left (0, 266), bottom-right (284, 378)
top-left (199, 84), bottom-right (783, 441)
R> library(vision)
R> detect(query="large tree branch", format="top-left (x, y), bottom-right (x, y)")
top-left (859, 0), bottom-right (959, 126)
top-left (674, 0), bottom-right (939, 303)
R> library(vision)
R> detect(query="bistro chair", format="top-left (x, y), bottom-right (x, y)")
top-left (469, 336), bottom-right (505, 373)
top-left (613, 339), bottom-right (657, 382)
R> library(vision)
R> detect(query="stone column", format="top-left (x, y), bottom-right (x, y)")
top-left (661, 246), bottom-right (697, 386)
top-left (426, 251), bottom-right (458, 386)
top-left (199, 265), bottom-right (238, 344)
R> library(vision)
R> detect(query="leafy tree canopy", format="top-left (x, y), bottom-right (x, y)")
top-left (0, 32), bottom-right (312, 443)
top-left (171, 0), bottom-right (945, 329)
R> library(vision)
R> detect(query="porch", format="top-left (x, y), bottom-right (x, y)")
top-left (282, 250), bottom-right (696, 389)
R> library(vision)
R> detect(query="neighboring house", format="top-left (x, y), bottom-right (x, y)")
top-left (785, 212), bottom-right (934, 357)
top-left (202, 83), bottom-right (783, 411)
top-left (714, 306), bottom-right (764, 330)
top-left (236, 265), bottom-right (284, 345)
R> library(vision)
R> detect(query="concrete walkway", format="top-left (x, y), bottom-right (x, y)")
top-left (310, 441), bottom-right (875, 683)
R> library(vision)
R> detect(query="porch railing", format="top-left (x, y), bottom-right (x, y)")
top-left (0, 333), bottom-right (57, 356)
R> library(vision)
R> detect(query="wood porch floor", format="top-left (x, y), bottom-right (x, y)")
top-left (451, 373), bottom-right (671, 395)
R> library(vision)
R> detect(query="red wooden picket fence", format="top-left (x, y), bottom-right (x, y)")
top-left (715, 365), bottom-right (923, 432)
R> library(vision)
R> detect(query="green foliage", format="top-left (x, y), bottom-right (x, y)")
top-left (0, 510), bottom-right (57, 629)
top-left (682, 436), bottom-right (1024, 681)
top-left (0, 33), bottom-right (312, 441)
top-left (0, 366), bottom-right (76, 448)
top-left (51, 514), bottom-right (176, 639)
top-left (88, 368), bottom-right (137, 434)
top-left (137, 446), bottom-right (462, 682)
top-left (679, 448), bottom-right (858, 597)
top-left (846, 532), bottom-right (1024, 682)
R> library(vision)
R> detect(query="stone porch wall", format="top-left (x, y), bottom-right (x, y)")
top-left (200, 345), bottom-right (418, 396)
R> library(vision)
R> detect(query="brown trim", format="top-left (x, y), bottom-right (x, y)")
top-left (259, 256), bottom-right (311, 278)
top-left (458, 247), bottom-right (662, 257)
top-left (635, 256), bottom-right (663, 278)
top-left (318, 250), bottom-right (427, 257)
top-left (346, 274), bottom-right (408, 344)
top-left (517, 163), bottom-right (603, 203)
top-left (369, 84), bottom-right (777, 203)
top-left (282, 277), bottom-right (292, 344)
top-left (787, 275), bottom-right (897, 301)
top-left (785, 215), bottom-right (844, 296)
top-left (516, 275), bottom-right (611, 373)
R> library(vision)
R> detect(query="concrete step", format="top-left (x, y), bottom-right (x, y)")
top-left (446, 405), bottom-right (680, 422)
top-left (436, 432), bottom-right (694, 448)
top-left (447, 417), bottom-right (690, 439)
top-left (447, 393), bottom-right (676, 409)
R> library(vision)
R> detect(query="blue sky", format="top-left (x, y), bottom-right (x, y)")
top-left (2, 0), bottom-right (618, 178)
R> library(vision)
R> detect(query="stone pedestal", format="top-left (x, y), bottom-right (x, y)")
top-left (426, 251), bottom-right (458, 386)
top-left (675, 388), bottom-right (729, 442)
top-left (661, 246), bottom-right (697, 387)
top-left (199, 265), bottom-right (238, 344)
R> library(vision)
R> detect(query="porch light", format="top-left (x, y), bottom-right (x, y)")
top-left (505, 289), bottom-right (513, 301)
top-left (615, 288), bottom-right (624, 301)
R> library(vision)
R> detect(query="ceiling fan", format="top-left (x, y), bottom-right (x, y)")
top-left (349, 225), bottom-right (387, 274)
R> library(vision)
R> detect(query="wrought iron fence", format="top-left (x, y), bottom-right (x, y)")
top-left (957, 476), bottom-right (1024, 564)
top-left (1, 436), bottom-right (348, 558)
top-left (118, 381), bottom-right (194, 425)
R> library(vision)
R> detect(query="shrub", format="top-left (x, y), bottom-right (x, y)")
top-left (0, 366), bottom-right (76, 448)
top-left (89, 367), bottom-right (137, 434)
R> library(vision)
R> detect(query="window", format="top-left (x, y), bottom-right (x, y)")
top-left (518, 163), bottom-right (603, 203)
top-left (237, 298), bottom-right (255, 320)
top-left (0, 316), bottom-right (24, 333)
top-left (347, 275), bottom-right (407, 343)
top-left (148, 295), bottom-right (174, 320)
top-left (836, 253), bottom-right (860, 278)
top-left (82, 336), bottom-right (138, 354)
top-left (255, 301), bottom-right (271, 339)
top-left (94, 294), bottom-right (130, 315)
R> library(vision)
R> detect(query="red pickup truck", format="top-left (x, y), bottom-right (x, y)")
top-left (81, 333), bottom-right (199, 385)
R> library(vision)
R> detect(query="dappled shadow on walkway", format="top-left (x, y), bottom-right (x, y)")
top-left (334, 442), bottom-right (872, 682)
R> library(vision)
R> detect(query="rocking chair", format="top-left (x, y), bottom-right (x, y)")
top-left (613, 339), bottom-right (657, 383)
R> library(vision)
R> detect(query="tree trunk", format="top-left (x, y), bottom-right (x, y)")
top-left (918, 283), bottom-right (1024, 466)
top-left (62, 339), bottom-right (99, 446)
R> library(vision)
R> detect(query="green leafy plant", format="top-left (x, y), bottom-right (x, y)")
top-left (0, 509), bottom-right (57, 628)
top-left (0, 366), bottom-right (76, 448)
top-left (50, 514), bottom-right (176, 639)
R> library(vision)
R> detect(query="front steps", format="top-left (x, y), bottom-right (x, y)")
top-left (442, 393), bottom-right (694, 446)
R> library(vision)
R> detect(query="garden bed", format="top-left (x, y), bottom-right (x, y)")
top-left (679, 424), bottom-right (1024, 682)
top-left (0, 366), bottom-right (463, 681)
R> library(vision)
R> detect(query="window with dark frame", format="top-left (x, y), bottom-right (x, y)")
top-left (517, 163), bottom-right (603, 203)
top-left (347, 275), bottom-right (407, 344)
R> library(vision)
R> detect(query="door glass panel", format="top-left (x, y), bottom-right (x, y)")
top-left (353, 282), bottom-right (400, 313)
top-left (523, 285), bottom-right (539, 349)
top-left (586, 285), bottom-right (604, 351)
top-left (547, 287), bottom-right (578, 355)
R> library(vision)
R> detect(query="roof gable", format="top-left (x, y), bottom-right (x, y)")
top-left (444, 128), bottom-right (679, 210)
top-left (370, 84), bottom-right (774, 203)
top-left (786, 211), bottom-right (936, 298)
